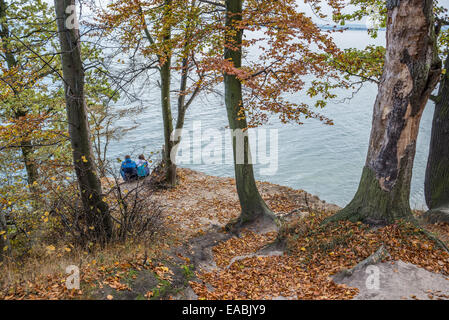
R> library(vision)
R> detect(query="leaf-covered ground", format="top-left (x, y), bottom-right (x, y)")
top-left (2, 168), bottom-right (449, 300)
top-left (190, 213), bottom-right (449, 300)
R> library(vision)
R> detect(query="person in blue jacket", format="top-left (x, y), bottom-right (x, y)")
top-left (136, 154), bottom-right (150, 178)
top-left (120, 155), bottom-right (138, 182)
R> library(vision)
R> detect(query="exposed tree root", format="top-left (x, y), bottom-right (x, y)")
top-left (321, 167), bottom-right (417, 227)
top-left (332, 245), bottom-right (391, 282)
top-left (322, 207), bottom-right (417, 228)
top-left (224, 250), bottom-right (284, 270)
top-left (423, 207), bottom-right (449, 224)
top-left (145, 162), bottom-right (177, 190)
top-left (323, 213), bottom-right (449, 255)
top-left (225, 209), bottom-right (281, 236)
top-left (421, 228), bottom-right (449, 254)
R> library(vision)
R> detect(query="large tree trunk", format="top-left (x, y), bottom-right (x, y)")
top-left (160, 0), bottom-right (177, 187)
top-left (326, 0), bottom-right (441, 225)
top-left (224, 0), bottom-right (275, 227)
top-left (54, 0), bottom-right (112, 241)
top-left (424, 53), bottom-right (449, 223)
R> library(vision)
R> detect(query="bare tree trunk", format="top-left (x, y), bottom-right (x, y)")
top-left (170, 56), bottom-right (189, 169)
top-left (175, 56), bottom-right (189, 132)
top-left (326, 0), bottom-right (441, 225)
top-left (20, 143), bottom-right (38, 189)
top-left (0, 211), bottom-right (9, 262)
top-left (424, 53), bottom-right (449, 223)
top-left (54, 0), bottom-right (112, 241)
top-left (141, 0), bottom-right (201, 187)
top-left (160, 55), bottom-right (176, 187)
top-left (160, 0), bottom-right (177, 187)
top-left (224, 0), bottom-right (275, 228)
top-left (171, 0), bottom-right (200, 172)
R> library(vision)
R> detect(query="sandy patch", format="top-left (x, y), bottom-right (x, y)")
top-left (334, 260), bottom-right (449, 300)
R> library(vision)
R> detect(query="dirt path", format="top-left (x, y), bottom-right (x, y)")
top-left (5, 169), bottom-right (449, 300)
top-left (136, 168), bottom-right (341, 300)
top-left (92, 168), bottom-right (340, 300)
top-left (148, 168), bottom-right (339, 239)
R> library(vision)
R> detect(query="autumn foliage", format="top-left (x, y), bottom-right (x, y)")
top-left (1, 0), bottom-right (449, 302)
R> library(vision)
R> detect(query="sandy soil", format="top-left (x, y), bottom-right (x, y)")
top-left (148, 168), bottom-right (340, 237)
top-left (335, 260), bottom-right (449, 300)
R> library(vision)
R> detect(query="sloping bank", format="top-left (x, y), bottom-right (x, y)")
top-left (100, 169), bottom-right (449, 300)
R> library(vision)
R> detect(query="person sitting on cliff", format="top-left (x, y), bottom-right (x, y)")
top-left (136, 154), bottom-right (150, 178)
top-left (120, 155), bottom-right (138, 182)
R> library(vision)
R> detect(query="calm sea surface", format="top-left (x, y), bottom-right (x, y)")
top-left (108, 29), bottom-right (433, 210)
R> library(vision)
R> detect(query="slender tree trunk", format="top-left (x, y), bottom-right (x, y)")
top-left (172, 0), bottom-right (199, 164)
top-left (160, 0), bottom-right (177, 187)
top-left (54, 0), bottom-right (112, 241)
top-left (160, 58), bottom-right (176, 186)
top-left (20, 144), bottom-right (37, 187)
top-left (0, 0), bottom-right (38, 192)
top-left (14, 110), bottom-right (39, 193)
top-left (0, 211), bottom-right (9, 262)
top-left (176, 56), bottom-right (189, 132)
top-left (169, 56), bottom-right (189, 167)
top-left (424, 53), bottom-right (449, 223)
top-left (224, 0), bottom-right (275, 227)
top-left (326, 0), bottom-right (441, 225)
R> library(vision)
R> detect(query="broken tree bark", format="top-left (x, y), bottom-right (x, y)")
top-left (326, 0), bottom-right (442, 225)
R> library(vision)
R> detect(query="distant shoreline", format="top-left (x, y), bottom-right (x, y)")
top-left (318, 24), bottom-right (386, 31)
top-left (319, 24), bottom-right (449, 32)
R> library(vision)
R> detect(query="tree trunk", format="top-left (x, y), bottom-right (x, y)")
top-left (160, 57), bottom-right (177, 187)
top-left (0, 211), bottom-right (9, 262)
top-left (171, 1), bottom-right (199, 170)
top-left (176, 57), bottom-right (189, 132)
top-left (424, 53), bottom-right (449, 223)
top-left (54, 0), bottom-right (112, 241)
top-left (0, 0), bottom-right (38, 192)
top-left (20, 142), bottom-right (38, 193)
top-left (170, 56), bottom-right (188, 167)
top-left (160, 0), bottom-right (177, 187)
top-left (326, 0), bottom-right (441, 225)
top-left (224, 0), bottom-right (275, 227)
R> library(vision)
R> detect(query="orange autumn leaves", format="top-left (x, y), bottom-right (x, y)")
top-left (95, 0), bottom-right (348, 127)
top-left (4, 169), bottom-right (449, 300)
top-left (190, 229), bottom-right (359, 300)
top-left (225, 0), bottom-right (346, 127)
top-left (190, 211), bottom-right (449, 300)
top-left (212, 230), bottom-right (277, 268)
top-left (0, 114), bottom-right (65, 153)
